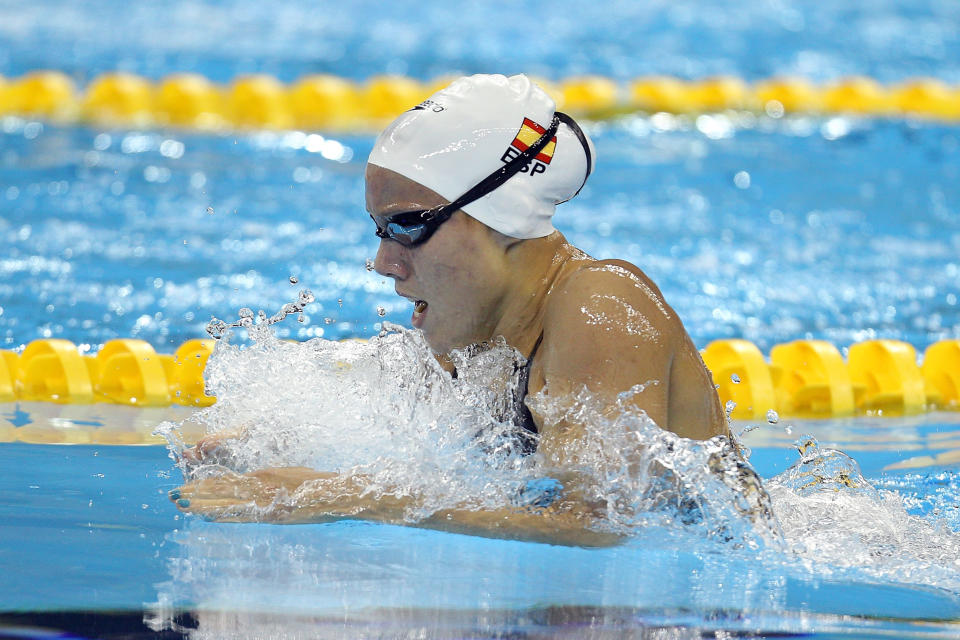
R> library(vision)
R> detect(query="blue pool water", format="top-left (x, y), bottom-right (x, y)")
top-left (2, 118), bottom-right (957, 353)
top-left (3, 409), bottom-right (960, 637)
top-left (2, 1), bottom-right (960, 638)
top-left (1, 0), bottom-right (960, 83)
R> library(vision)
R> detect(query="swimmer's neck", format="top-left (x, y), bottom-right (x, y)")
top-left (488, 231), bottom-right (589, 358)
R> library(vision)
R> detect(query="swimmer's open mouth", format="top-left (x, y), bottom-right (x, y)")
top-left (411, 299), bottom-right (428, 328)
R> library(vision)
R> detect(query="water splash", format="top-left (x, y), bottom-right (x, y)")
top-left (158, 321), bottom-right (779, 546)
top-left (527, 384), bottom-right (779, 545)
top-left (765, 435), bottom-right (960, 591)
top-left (204, 289), bottom-right (315, 340)
top-left (157, 317), bottom-right (960, 592)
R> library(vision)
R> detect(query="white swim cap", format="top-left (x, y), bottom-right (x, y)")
top-left (368, 74), bottom-right (595, 239)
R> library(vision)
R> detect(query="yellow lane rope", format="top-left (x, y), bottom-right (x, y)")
top-left (0, 336), bottom-right (956, 447)
top-left (0, 337), bottom-right (957, 419)
top-left (2, 71), bottom-right (960, 132)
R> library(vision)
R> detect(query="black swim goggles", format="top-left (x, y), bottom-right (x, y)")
top-left (370, 111), bottom-right (592, 247)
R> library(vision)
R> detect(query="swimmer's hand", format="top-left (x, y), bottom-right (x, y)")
top-left (180, 432), bottom-right (244, 468)
top-left (169, 467), bottom-right (338, 520)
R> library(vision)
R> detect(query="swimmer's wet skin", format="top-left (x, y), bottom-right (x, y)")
top-left (172, 74), bottom-right (731, 545)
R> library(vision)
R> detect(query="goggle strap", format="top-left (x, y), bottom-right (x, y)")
top-left (423, 113), bottom-right (562, 222)
top-left (554, 111), bottom-right (592, 202)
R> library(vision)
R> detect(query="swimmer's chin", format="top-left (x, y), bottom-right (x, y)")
top-left (405, 304), bottom-right (477, 355)
top-left (418, 326), bottom-right (466, 359)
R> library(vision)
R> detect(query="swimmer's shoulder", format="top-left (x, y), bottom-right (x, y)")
top-left (533, 254), bottom-right (681, 406)
top-left (545, 256), bottom-right (678, 327)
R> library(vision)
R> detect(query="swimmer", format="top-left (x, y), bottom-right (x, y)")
top-left (171, 74), bottom-right (728, 545)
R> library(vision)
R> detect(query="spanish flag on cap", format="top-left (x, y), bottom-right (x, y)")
top-left (510, 118), bottom-right (557, 164)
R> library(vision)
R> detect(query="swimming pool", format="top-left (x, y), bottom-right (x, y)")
top-left (2, 1), bottom-right (960, 638)
top-left (3, 407), bottom-right (960, 638)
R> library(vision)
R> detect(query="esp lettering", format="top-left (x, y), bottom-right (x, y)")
top-left (500, 147), bottom-right (547, 175)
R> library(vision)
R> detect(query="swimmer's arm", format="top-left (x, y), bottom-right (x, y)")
top-left (419, 503), bottom-right (619, 547)
top-left (170, 467), bottom-right (619, 547)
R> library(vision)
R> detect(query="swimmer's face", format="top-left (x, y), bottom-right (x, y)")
top-left (366, 164), bottom-right (512, 354)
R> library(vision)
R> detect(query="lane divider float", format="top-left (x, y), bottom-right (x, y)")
top-left (0, 337), bottom-right (956, 414)
top-left (1, 338), bottom-right (215, 408)
top-left (1, 71), bottom-right (959, 133)
top-left (703, 338), bottom-right (959, 419)
top-left (0, 337), bottom-right (957, 445)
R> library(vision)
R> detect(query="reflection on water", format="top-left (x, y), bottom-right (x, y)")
top-left (146, 516), bottom-right (960, 638)
top-left (145, 607), bottom-right (960, 640)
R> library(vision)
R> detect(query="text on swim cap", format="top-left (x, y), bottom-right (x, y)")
top-left (410, 99), bottom-right (445, 113)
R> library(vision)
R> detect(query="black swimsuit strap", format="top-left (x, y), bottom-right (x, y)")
top-left (524, 334), bottom-right (544, 380)
top-left (513, 333), bottom-right (545, 449)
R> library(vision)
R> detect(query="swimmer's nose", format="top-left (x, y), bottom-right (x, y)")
top-left (374, 239), bottom-right (409, 280)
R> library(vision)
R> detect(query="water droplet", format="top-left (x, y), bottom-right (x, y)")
top-left (766, 409), bottom-right (779, 424)
top-left (298, 289), bottom-right (315, 305)
top-left (365, 258), bottom-right (375, 272)
top-left (324, 317), bottom-right (334, 325)
top-left (733, 170), bottom-right (751, 189)
top-left (297, 313), bottom-right (305, 323)
top-left (206, 206), bottom-right (214, 214)
top-left (237, 307), bottom-right (254, 327)
top-left (376, 306), bottom-right (386, 317)
top-left (764, 100), bottom-right (785, 119)
top-left (205, 318), bottom-right (228, 339)
top-left (337, 298), bottom-right (343, 308)
top-left (289, 276), bottom-right (298, 284)
top-left (257, 310), bottom-right (268, 323)
top-left (795, 435), bottom-right (818, 458)
top-left (739, 423), bottom-right (760, 436)
top-left (731, 373), bottom-right (741, 384)
top-left (724, 400), bottom-right (736, 416)
top-left (784, 425), bottom-right (793, 435)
